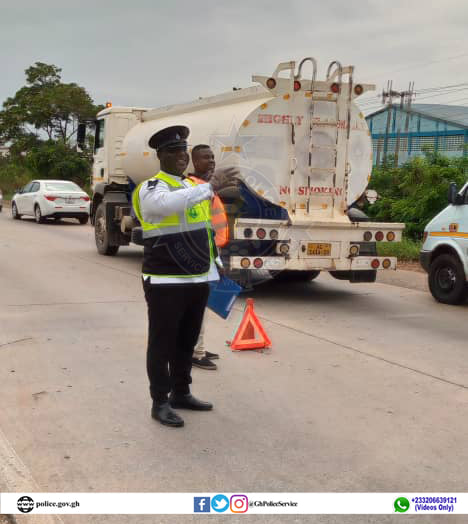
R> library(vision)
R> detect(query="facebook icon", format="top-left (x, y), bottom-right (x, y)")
top-left (194, 497), bottom-right (211, 513)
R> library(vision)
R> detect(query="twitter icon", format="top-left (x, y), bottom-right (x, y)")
top-left (211, 494), bottom-right (229, 513)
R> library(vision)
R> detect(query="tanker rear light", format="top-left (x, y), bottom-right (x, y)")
top-left (293, 80), bottom-right (302, 91)
top-left (354, 84), bottom-right (364, 95)
top-left (253, 258), bottom-right (264, 269)
top-left (256, 228), bottom-right (266, 240)
top-left (105, 101), bottom-right (112, 108)
top-left (382, 258), bottom-right (392, 269)
top-left (266, 78), bottom-right (277, 89)
top-left (269, 229), bottom-right (279, 240)
top-left (330, 83), bottom-right (340, 93)
top-left (363, 231), bottom-right (373, 241)
top-left (244, 227), bottom-right (253, 238)
top-left (349, 244), bottom-right (360, 257)
top-left (386, 231), bottom-right (396, 242)
top-left (371, 259), bottom-right (380, 269)
top-left (375, 231), bottom-right (384, 242)
top-left (240, 258), bottom-right (251, 269)
top-left (279, 243), bottom-right (290, 255)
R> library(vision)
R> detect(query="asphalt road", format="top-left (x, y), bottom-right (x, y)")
top-left (0, 211), bottom-right (467, 524)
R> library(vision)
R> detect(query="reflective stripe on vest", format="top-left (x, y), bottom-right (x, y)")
top-left (132, 172), bottom-right (212, 239)
top-left (189, 175), bottom-right (229, 247)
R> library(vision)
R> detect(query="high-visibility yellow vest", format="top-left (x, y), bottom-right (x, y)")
top-left (132, 172), bottom-right (212, 239)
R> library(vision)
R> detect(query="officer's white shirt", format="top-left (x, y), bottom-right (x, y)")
top-left (139, 171), bottom-right (221, 285)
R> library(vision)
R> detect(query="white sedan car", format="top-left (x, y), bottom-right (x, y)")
top-left (11, 180), bottom-right (90, 224)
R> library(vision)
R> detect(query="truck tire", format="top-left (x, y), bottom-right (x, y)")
top-left (428, 253), bottom-right (467, 305)
top-left (270, 270), bottom-right (320, 282)
top-left (95, 203), bottom-right (119, 256)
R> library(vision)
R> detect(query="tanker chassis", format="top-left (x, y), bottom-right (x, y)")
top-left (89, 58), bottom-right (404, 284)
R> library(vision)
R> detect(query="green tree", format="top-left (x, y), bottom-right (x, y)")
top-left (0, 62), bottom-right (101, 146)
top-left (367, 152), bottom-right (468, 239)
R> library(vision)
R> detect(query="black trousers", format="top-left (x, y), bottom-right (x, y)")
top-left (143, 280), bottom-right (210, 402)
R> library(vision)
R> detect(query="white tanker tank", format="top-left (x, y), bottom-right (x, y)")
top-left (91, 58), bottom-right (403, 283)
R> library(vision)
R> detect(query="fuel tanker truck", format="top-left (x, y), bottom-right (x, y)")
top-left (89, 58), bottom-right (404, 284)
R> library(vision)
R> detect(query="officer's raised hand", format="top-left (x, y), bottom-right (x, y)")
top-left (209, 167), bottom-right (240, 193)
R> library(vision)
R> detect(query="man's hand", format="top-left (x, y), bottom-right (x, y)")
top-left (209, 167), bottom-right (240, 193)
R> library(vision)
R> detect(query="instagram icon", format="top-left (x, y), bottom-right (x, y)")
top-left (230, 494), bottom-right (248, 513)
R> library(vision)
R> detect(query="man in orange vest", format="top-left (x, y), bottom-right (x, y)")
top-left (189, 145), bottom-right (229, 370)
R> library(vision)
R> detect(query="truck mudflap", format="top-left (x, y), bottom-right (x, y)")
top-left (230, 255), bottom-right (397, 271)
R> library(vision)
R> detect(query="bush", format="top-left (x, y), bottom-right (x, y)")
top-left (366, 152), bottom-right (468, 240)
top-left (377, 238), bottom-right (422, 261)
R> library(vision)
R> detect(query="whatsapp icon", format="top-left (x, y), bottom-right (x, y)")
top-left (394, 497), bottom-right (410, 513)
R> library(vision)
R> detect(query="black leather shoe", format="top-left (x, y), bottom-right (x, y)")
top-left (169, 393), bottom-right (213, 411)
top-left (151, 402), bottom-right (184, 427)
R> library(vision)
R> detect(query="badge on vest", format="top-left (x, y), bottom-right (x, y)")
top-left (188, 207), bottom-right (198, 219)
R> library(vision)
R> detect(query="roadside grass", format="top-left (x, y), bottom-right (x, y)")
top-left (377, 238), bottom-right (422, 262)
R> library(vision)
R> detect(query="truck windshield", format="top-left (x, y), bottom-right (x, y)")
top-left (94, 119), bottom-right (105, 151)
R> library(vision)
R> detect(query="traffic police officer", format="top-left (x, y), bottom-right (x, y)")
top-left (133, 125), bottom-right (238, 427)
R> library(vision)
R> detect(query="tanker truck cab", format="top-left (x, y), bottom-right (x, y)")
top-left (91, 105), bottom-right (148, 255)
top-left (420, 181), bottom-right (468, 305)
top-left (90, 57), bottom-right (404, 286)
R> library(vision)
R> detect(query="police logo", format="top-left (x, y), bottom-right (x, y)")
top-left (188, 208), bottom-right (198, 219)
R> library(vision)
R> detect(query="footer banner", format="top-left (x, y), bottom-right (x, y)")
top-left (0, 493), bottom-right (464, 515)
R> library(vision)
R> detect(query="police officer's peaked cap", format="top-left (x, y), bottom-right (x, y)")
top-left (148, 125), bottom-right (190, 152)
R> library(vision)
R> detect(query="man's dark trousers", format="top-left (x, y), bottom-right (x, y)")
top-left (143, 281), bottom-right (210, 402)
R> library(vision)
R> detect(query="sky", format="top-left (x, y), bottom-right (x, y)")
top-left (1, 0), bottom-right (468, 116)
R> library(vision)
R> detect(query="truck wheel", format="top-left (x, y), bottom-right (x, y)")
top-left (270, 270), bottom-right (320, 282)
top-left (429, 253), bottom-right (467, 305)
top-left (95, 203), bottom-right (119, 256)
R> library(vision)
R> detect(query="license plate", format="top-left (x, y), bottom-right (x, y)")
top-left (307, 243), bottom-right (331, 256)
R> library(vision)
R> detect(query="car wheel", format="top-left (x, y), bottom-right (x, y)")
top-left (429, 253), bottom-right (467, 305)
top-left (78, 215), bottom-right (89, 225)
top-left (12, 202), bottom-right (22, 220)
top-left (95, 203), bottom-right (119, 255)
top-left (34, 205), bottom-right (45, 224)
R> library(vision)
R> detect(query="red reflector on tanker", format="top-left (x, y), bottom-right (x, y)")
top-left (331, 83), bottom-right (340, 93)
top-left (45, 195), bottom-right (57, 201)
top-left (371, 259), bottom-right (380, 269)
top-left (354, 84), bottom-right (364, 95)
top-left (386, 231), bottom-right (395, 241)
top-left (240, 258), bottom-right (251, 268)
top-left (253, 258), bottom-right (263, 269)
top-left (363, 231), bottom-right (372, 241)
top-left (269, 229), bottom-right (279, 240)
top-left (266, 78), bottom-right (276, 89)
top-left (375, 231), bottom-right (384, 241)
top-left (244, 228), bottom-right (253, 238)
top-left (256, 228), bottom-right (266, 239)
top-left (294, 80), bottom-right (301, 91)
top-left (382, 258), bottom-right (391, 269)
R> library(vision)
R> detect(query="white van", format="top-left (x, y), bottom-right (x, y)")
top-left (420, 182), bottom-right (468, 304)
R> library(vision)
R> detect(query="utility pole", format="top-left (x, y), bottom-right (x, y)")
top-left (394, 82), bottom-right (415, 165)
top-left (378, 82), bottom-right (414, 166)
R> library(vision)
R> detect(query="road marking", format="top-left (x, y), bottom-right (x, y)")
top-left (0, 428), bottom-right (64, 523)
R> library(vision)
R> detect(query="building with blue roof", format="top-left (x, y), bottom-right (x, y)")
top-left (365, 104), bottom-right (468, 165)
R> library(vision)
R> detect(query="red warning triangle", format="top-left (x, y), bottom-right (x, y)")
top-left (230, 299), bottom-right (272, 350)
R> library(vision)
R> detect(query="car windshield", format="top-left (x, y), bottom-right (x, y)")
top-left (44, 182), bottom-right (81, 192)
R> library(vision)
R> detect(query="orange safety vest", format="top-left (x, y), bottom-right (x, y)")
top-left (189, 175), bottom-right (229, 247)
